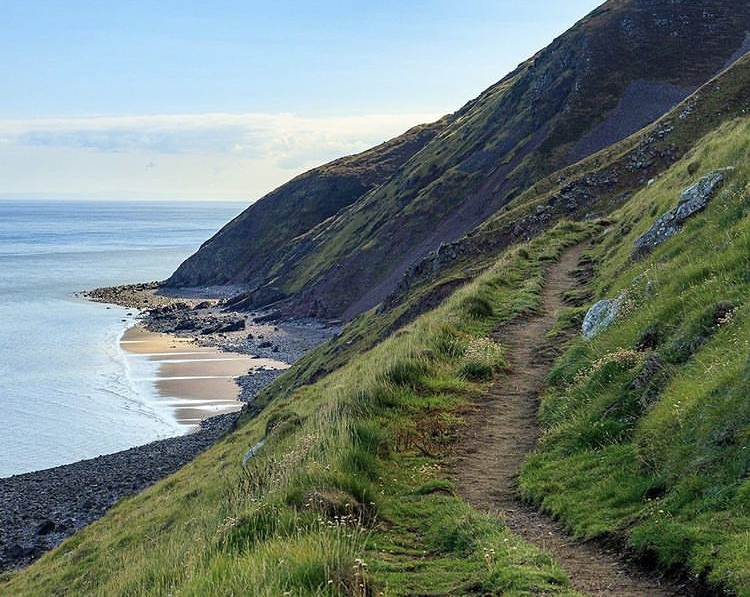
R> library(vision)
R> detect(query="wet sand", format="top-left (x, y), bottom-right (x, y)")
top-left (0, 286), bottom-right (339, 573)
top-left (120, 326), bottom-right (288, 426)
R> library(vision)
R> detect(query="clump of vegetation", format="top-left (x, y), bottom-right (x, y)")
top-left (521, 118), bottom-right (750, 596)
top-left (461, 294), bottom-right (495, 319)
top-left (459, 337), bottom-right (506, 381)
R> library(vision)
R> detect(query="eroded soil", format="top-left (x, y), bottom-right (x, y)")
top-left (453, 246), bottom-right (690, 596)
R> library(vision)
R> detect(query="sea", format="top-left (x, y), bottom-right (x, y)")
top-left (0, 199), bottom-right (246, 478)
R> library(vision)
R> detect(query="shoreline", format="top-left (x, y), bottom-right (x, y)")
top-left (0, 413), bottom-right (241, 572)
top-left (1, 282), bottom-right (338, 573)
top-left (118, 324), bottom-right (287, 426)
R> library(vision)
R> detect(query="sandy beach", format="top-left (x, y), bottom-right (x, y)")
top-left (120, 325), bottom-right (287, 425)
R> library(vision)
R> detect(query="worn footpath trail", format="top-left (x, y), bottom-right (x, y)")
top-left (454, 246), bottom-right (688, 596)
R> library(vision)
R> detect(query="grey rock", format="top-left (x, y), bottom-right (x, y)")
top-left (582, 293), bottom-right (626, 339)
top-left (35, 520), bottom-right (55, 536)
top-left (175, 318), bottom-right (199, 331)
top-left (242, 440), bottom-right (265, 466)
top-left (215, 318), bottom-right (246, 333)
top-left (634, 170), bottom-right (731, 255)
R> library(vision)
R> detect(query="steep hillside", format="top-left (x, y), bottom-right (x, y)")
top-left (10, 126), bottom-right (750, 594)
top-left (388, 53), bottom-right (750, 313)
top-left (8, 3), bottom-right (750, 595)
top-left (166, 120), bottom-right (447, 290)
top-left (2, 225), bottom-right (597, 597)
top-left (8, 46), bottom-right (750, 597)
top-left (520, 114), bottom-right (750, 595)
top-left (262, 53), bottom-right (750, 399)
top-left (166, 0), bottom-right (750, 320)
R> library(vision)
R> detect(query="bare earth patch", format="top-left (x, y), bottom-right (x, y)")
top-left (453, 246), bottom-right (689, 596)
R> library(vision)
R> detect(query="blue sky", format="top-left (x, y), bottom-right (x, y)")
top-left (1, 1), bottom-right (603, 200)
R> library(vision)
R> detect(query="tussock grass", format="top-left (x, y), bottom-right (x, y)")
top-left (521, 116), bottom-right (750, 596)
top-left (2, 223), bottom-right (590, 596)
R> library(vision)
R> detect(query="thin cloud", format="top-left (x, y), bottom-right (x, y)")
top-left (0, 112), bottom-right (437, 159)
top-left (0, 111), bottom-right (440, 200)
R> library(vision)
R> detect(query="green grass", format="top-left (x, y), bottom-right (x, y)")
top-left (520, 116), bottom-right (750, 596)
top-left (9, 66), bottom-right (750, 595)
top-left (2, 224), bottom-right (591, 596)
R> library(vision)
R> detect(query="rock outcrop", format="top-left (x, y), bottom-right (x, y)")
top-left (634, 169), bottom-right (731, 255)
top-left (582, 294), bottom-right (626, 339)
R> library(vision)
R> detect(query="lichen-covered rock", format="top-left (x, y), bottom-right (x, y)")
top-left (633, 169), bottom-right (730, 255)
top-left (582, 293), bottom-right (626, 339)
top-left (242, 440), bottom-right (265, 466)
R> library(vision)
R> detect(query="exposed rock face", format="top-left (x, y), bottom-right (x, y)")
top-left (582, 294), bottom-right (626, 339)
top-left (634, 170), bottom-right (729, 255)
top-left (570, 79), bottom-right (695, 162)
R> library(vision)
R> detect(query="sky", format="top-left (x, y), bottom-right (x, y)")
top-left (0, 1), bottom-right (603, 201)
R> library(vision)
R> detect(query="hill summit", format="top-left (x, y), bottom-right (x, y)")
top-left (166, 0), bottom-right (750, 320)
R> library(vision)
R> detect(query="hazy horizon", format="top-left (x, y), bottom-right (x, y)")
top-left (2, 1), bottom-right (602, 202)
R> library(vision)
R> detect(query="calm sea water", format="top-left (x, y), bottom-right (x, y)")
top-left (0, 199), bottom-right (244, 477)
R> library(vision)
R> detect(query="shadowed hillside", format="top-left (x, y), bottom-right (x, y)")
top-left (165, 120), bottom-right (447, 291)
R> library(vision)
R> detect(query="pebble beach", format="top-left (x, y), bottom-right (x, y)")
top-left (0, 283), bottom-right (337, 572)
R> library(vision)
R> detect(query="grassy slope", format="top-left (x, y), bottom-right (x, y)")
top-left (6, 103), bottom-right (750, 597)
top-left (224, 0), bottom-right (750, 319)
top-left (7, 18), bottom-right (750, 597)
top-left (520, 117), bottom-right (750, 595)
top-left (385, 53), bottom-right (750, 320)
top-left (260, 49), bottom-right (750, 403)
top-left (2, 224), bottom-right (593, 596)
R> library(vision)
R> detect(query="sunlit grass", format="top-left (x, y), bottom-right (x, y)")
top-left (2, 223), bottom-right (591, 596)
top-left (521, 117), bottom-right (750, 596)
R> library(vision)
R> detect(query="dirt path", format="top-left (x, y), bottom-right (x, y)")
top-left (453, 246), bottom-right (686, 596)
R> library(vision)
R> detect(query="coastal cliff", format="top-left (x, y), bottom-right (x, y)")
top-left (165, 120), bottom-right (446, 290)
top-left (165, 0), bottom-right (750, 320)
top-left (7, 1), bottom-right (750, 595)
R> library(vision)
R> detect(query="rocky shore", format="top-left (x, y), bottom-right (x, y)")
top-left (85, 282), bottom-right (336, 365)
top-left (1, 283), bottom-right (338, 573)
top-left (0, 414), bottom-right (238, 572)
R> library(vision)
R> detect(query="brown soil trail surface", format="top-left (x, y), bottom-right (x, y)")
top-left (454, 245), bottom-right (686, 596)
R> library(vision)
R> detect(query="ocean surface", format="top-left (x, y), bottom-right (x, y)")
top-left (0, 199), bottom-right (245, 477)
